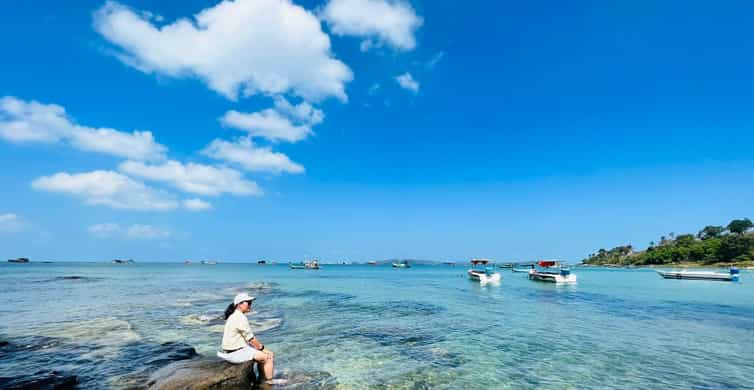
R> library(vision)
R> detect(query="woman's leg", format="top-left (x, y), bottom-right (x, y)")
top-left (254, 350), bottom-right (274, 380)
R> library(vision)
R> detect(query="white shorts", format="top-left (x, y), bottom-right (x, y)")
top-left (216, 346), bottom-right (260, 364)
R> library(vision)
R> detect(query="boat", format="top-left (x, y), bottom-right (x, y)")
top-left (184, 260), bottom-right (192, 265)
top-left (467, 259), bottom-right (501, 284)
top-left (257, 260), bottom-right (267, 264)
top-left (7, 258), bottom-right (30, 263)
top-left (512, 264), bottom-right (535, 273)
top-left (656, 268), bottom-right (740, 282)
top-left (290, 260), bottom-right (320, 270)
top-left (528, 260), bottom-right (577, 284)
top-left (392, 260), bottom-right (410, 268)
top-left (200, 260), bottom-right (217, 265)
top-left (497, 263), bottom-right (513, 269)
top-left (367, 261), bottom-right (378, 265)
top-left (443, 262), bottom-right (456, 266)
top-left (112, 259), bottom-right (135, 264)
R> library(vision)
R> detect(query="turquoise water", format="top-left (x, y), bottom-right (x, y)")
top-left (1, 263), bottom-right (753, 389)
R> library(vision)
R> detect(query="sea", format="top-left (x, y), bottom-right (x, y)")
top-left (1, 262), bottom-right (753, 389)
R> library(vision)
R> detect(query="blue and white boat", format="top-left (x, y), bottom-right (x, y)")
top-left (528, 260), bottom-right (577, 284)
top-left (656, 267), bottom-right (739, 282)
top-left (468, 259), bottom-right (501, 284)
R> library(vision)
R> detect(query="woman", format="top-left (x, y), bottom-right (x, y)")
top-left (219, 292), bottom-right (283, 385)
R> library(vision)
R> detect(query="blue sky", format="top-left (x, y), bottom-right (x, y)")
top-left (1, 0), bottom-right (753, 262)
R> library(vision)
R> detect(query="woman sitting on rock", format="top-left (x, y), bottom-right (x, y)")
top-left (219, 292), bottom-right (284, 385)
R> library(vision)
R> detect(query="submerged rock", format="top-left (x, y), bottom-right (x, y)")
top-left (145, 358), bottom-right (337, 390)
top-left (0, 370), bottom-right (78, 390)
top-left (146, 358), bottom-right (256, 389)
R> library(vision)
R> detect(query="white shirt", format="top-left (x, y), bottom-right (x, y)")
top-left (222, 310), bottom-right (255, 351)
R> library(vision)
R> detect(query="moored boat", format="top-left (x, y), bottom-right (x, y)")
top-left (290, 259), bottom-right (320, 269)
top-left (392, 260), bottom-right (410, 268)
top-left (467, 259), bottom-right (501, 284)
top-left (7, 257), bottom-right (30, 263)
top-left (528, 260), bottom-right (577, 284)
top-left (656, 268), bottom-right (739, 282)
top-left (512, 264), bottom-right (534, 273)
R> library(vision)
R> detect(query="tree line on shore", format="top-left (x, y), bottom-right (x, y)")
top-left (582, 218), bottom-right (754, 266)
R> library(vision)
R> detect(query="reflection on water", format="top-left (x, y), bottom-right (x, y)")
top-left (1, 263), bottom-right (753, 389)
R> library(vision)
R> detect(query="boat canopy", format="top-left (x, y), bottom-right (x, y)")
top-left (470, 259), bottom-right (491, 265)
top-left (538, 260), bottom-right (557, 267)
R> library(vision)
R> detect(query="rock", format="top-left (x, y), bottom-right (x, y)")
top-left (0, 370), bottom-right (78, 390)
top-left (146, 358), bottom-right (257, 390)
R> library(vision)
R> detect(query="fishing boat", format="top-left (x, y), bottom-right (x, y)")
top-left (7, 257), bottom-right (30, 263)
top-left (528, 260), bottom-right (577, 284)
top-left (656, 268), bottom-right (739, 282)
top-left (392, 260), bottom-right (410, 268)
top-left (467, 259), bottom-right (501, 284)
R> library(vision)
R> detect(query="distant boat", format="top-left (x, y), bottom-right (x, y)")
top-left (392, 260), bottom-right (410, 268)
top-left (200, 260), bottom-right (217, 265)
top-left (7, 258), bottom-right (30, 263)
top-left (467, 259), bottom-right (501, 284)
top-left (443, 262), bottom-right (456, 266)
top-left (367, 261), bottom-right (377, 265)
top-left (257, 260), bottom-right (267, 264)
top-left (112, 259), bottom-right (134, 264)
top-left (497, 263), bottom-right (513, 269)
top-left (290, 260), bottom-right (320, 269)
top-left (528, 260), bottom-right (577, 284)
top-left (656, 268), bottom-right (739, 282)
top-left (184, 260), bottom-right (192, 265)
top-left (512, 264), bottom-right (535, 273)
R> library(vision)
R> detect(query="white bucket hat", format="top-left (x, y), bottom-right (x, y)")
top-left (234, 292), bottom-right (256, 305)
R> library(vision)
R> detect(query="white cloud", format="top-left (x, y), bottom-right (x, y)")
top-left (118, 160), bottom-right (262, 197)
top-left (321, 0), bottom-right (422, 51)
top-left (273, 97), bottom-right (324, 126)
top-left (0, 96), bottom-right (166, 161)
top-left (93, 0), bottom-right (353, 102)
top-left (221, 109), bottom-right (312, 143)
top-left (31, 170), bottom-right (179, 211)
top-left (395, 72), bottom-right (419, 93)
top-left (184, 198), bottom-right (213, 211)
top-left (126, 224), bottom-right (172, 240)
top-left (0, 213), bottom-right (25, 233)
top-left (88, 223), bottom-right (120, 238)
top-left (202, 137), bottom-right (304, 174)
top-left (88, 223), bottom-right (173, 239)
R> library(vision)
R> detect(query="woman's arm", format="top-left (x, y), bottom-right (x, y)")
top-left (248, 336), bottom-right (264, 350)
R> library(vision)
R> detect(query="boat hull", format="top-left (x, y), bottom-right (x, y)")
top-left (468, 269), bottom-right (501, 284)
top-left (528, 270), bottom-right (577, 284)
top-left (656, 270), bottom-right (737, 281)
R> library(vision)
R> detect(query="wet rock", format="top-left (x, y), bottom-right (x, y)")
top-left (145, 358), bottom-right (257, 390)
top-left (0, 370), bottom-right (78, 389)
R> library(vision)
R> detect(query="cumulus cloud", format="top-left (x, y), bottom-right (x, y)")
top-left (93, 0), bottom-right (352, 102)
top-left (395, 72), bottom-right (419, 93)
top-left (321, 0), bottom-right (422, 51)
top-left (184, 198), bottom-right (213, 211)
top-left (202, 137), bottom-right (304, 174)
top-left (220, 97), bottom-right (324, 143)
top-left (31, 171), bottom-right (179, 211)
top-left (118, 160), bottom-right (262, 197)
top-left (0, 213), bottom-right (25, 233)
top-left (88, 223), bottom-right (173, 239)
top-left (220, 109), bottom-right (312, 143)
top-left (0, 96), bottom-right (166, 161)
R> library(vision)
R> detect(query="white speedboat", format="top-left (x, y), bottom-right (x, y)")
top-left (392, 260), bottom-right (410, 268)
top-left (528, 261), bottom-right (577, 284)
top-left (468, 259), bottom-right (501, 284)
top-left (656, 268), bottom-right (739, 282)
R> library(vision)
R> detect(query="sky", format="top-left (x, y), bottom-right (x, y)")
top-left (1, 0), bottom-right (753, 263)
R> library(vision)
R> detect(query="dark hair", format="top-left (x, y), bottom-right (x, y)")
top-left (224, 302), bottom-right (237, 320)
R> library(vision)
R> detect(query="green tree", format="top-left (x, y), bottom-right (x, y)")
top-left (697, 225), bottom-right (724, 240)
top-left (727, 218), bottom-right (753, 234)
top-left (675, 234), bottom-right (696, 247)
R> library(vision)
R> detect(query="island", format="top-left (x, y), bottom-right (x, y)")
top-left (582, 218), bottom-right (754, 267)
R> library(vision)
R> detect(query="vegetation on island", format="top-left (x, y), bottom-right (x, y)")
top-left (582, 218), bottom-right (754, 266)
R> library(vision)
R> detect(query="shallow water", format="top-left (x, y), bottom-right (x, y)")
top-left (1, 263), bottom-right (753, 389)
